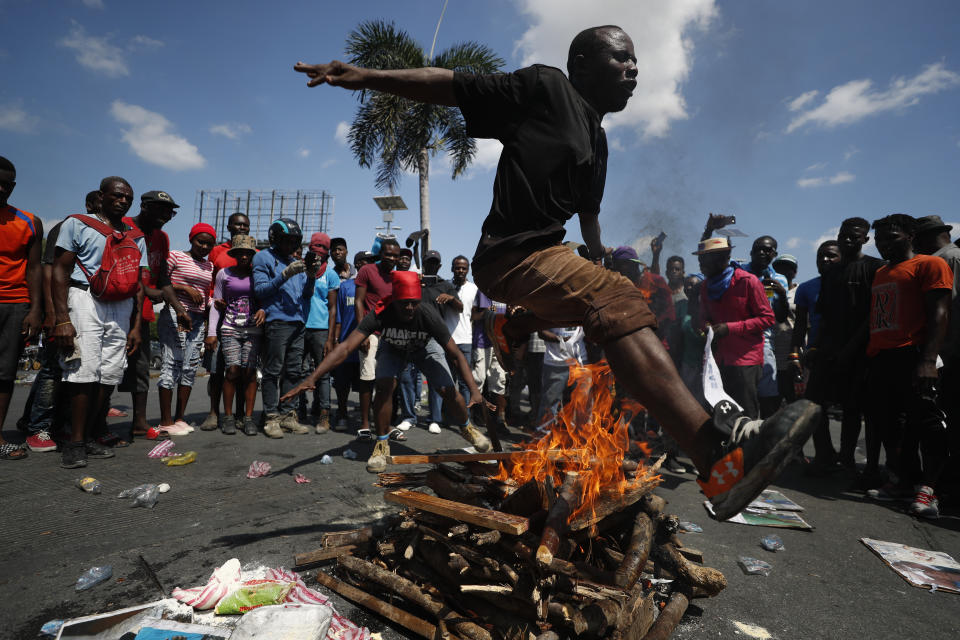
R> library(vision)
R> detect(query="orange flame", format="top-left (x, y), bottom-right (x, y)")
top-left (495, 360), bottom-right (658, 522)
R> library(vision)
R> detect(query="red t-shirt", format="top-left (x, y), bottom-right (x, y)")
top-left (0, 206), bottom-right (38, 304)
top-left (123, 216), bottom-right (169, 322)
top-left (355, 263), bottom-right (393, 316)
top-left (867, 254), bottom-right (953, 356)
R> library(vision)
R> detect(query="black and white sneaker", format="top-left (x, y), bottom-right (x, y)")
top-left (84, 440), bottom-right (116, 459)
top-left (698, 399), bottom-right (820, 521)
top-left (60, 442), bottom-right (87, 469)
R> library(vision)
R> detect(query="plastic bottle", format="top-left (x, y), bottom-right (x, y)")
top-left (75, 565), bottom-right (113, 591)
top-left (75, 477), bottom-right (102, 494)
top-left (162, 451), bottom-right (197, 466)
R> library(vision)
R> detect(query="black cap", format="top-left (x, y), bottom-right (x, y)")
top-left (141, 190), bottom-right (179, 208)
top-left (423, 249), bottom-right (441, 263)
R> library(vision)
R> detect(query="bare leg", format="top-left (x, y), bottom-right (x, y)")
top-left (358, 381), bottom-right (373, 431)
top-left (334, 384), bottom-right (350, 422)
top-left (603, 327), bottom-right (719, 475)
top-left (89, 384), bottom-right (113, 439)
top-left (158, 386), bottom-right (174, 426)
top-left (437, 386), bottom-right (469, 426)
top-left (206, 372), bottom-right (223, 419)
top-left (222, 366), bottom-right (240, 417)
top-left (174, 384), bottom-right (192, 422)
top-left (242, 371), bottom-right (258, 417)
top-left (374, 378), bottom-right (397, 436)
top-left (130, 391), bottom-right (149, 434)
top-left (68, 382), bottom-right (94, 443)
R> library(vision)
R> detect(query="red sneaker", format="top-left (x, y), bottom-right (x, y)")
top-left (26, 430), bottom-right (57, 452)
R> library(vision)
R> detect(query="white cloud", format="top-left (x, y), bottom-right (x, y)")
top-left (843, 146), bottom-right (860, 161)
top-left (470, 138), bottom-right (503, 171)
top-left (787, 62), bottom-right (960, 133)
top-left (129, 35), bottom-right (164, 50)
top-left (82, 0), bottom-right (105, 8)
top-left (334, 121), bottom-right (350, 145)
top-left (320, 158), bottom-right (337, 169)
top-left (609, 137), bottom-right (626, 152)
top-left (209, 122), bottom-right (252, 139)
top-left (0, 103), bottom-right (38, 133)
top-left (804, 162), bottom-right (827, 172)
top-left (299, 148), bottom-right (311, 158)
top-left (788, 90), bottom-right (818, 112)
top-left (515, 0), bottom-right (717, 138)
top-left (796, 171), bottom-right (855, 188)
top-left (110, 100), bottom-right (205, 171)
top-left (59, 21), bottom-right (128, 77)
top-left (785, 237), bottom-right (802, 250)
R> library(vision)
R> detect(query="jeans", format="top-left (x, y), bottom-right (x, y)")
top-left (398, 362), bottom-right (420, 422)
top-left (429, 343), bottom-right (471, 423)
top-left (262, 320), bottom-right (305, 415)
top-left (539, 364), bottom-right (571, 424)
top-left (158, 308), bottom-right (206, 389)
top-left (303, 328), bottom-right (331, 413)
top-left (24, 338), bottom-right (63, 434)
top-left (380, 339), bottom-right (463, 427)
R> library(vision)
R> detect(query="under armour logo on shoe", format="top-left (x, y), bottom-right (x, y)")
top-left (716, 400), bottom-right (735, 415)
top-left (711, 461), bottom-right (740, 485)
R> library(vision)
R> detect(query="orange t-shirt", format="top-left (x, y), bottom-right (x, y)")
top-left (0, 205), bottom-right (38, 304)
top-left (867, 254), bottom-right (953, 356)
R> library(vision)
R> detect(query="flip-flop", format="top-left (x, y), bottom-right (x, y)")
top-left (107, 407), bottom-right (128, 417)
top-left (356, 428), bottom-right (374, 441)
top-left (0, 443), bottom-right (28, 460)
top-left (388, 428), bottom-right (407, 442)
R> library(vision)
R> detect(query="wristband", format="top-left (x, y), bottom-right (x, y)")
top-left (55, 321), bottom-right (73, 327)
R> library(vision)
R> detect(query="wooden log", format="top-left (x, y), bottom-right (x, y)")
top-left (461, 584), bottom-right (512, 594)
top-left (652, 543), bottom-right (726, 597)
top-left (568, 472), bottom-right (662, 532)
top-left (377, 471), bottom-right (429, 488)
top-left (638, 493), bottom-right (668, 519)
top-left (535, 632), bottom-right (560, 640)
top-left (641, 592), bottom-right (689, 640)
top-left (438, 463), bottom-right (469, 483)
top-left (376, 541), bottom-right (396, 557)
top-left (677, 547), bottom-right (704, 564)
top-left (612, 585), bottom-right (655, 640)
top-left (322, 527), bottom-right (373, 548)
top-left (386, 450), bottom-right (583, 465)
top-left (446, 523), bottom-right (470, 538)
top-left (537, 472), bottom-right (581, 566)
top-left (427, 470), bottom-right (488, 504)
top-left (614, 512), bottom-right (655, 590)
top-left (500, 478), bottom-right (550, 516)
top-left (548, 601), bottom-right (588, 635)
top-left (314, 570), bottom-right (437, 640)
top-left (293, 544), bottom-right (356, 568)
top-left (404, 530), bottom-right (422, 561)
top-left (581, 599), bottom-right (622, 637)
top-left (386, 489), bottom-right (530, 535)
top-left (556, 576), bottom-right (629, 600)
top-left (469, 530), bottom-right (501, 546)
top-left (502, 538), bottom-right (579, 578)
top-left (338, 555), bottom-right (491, 640)
top-left (447, 553), bottom-right (471, 575)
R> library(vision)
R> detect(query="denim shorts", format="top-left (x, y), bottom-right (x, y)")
top-left (157, 307), bottom-right (206, 389)
top-left (220, 326), bottom-right (261, 369)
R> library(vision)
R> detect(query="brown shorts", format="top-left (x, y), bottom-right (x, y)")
top-left (473, 245), bottom-right (656, 345)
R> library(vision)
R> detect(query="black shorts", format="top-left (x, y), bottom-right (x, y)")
top-left (119, 319), bottom-right (151, 393)
top-left (333, 361), bottom-right (360, 392)
top-left (0, 303), bottom-right (29, 382)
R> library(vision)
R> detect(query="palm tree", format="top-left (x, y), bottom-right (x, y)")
top-left (344, 19), bottom-right (504, 252)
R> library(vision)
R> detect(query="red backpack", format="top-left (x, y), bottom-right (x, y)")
top-left (70, 214), bottom-right (145, 301)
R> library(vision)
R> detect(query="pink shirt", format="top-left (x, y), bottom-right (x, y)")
top-left (700, 268), bottom-right (775, 367)
top-left (167, 250), bottom-right (214, 313)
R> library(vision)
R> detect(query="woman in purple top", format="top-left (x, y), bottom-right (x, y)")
top-left (208, 235), bottom-right (265, 435)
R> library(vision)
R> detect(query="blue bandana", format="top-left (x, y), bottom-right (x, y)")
top-left (706, 263), bottom-right (738, 301)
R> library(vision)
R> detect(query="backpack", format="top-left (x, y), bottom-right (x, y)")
top-left (70, 214), bottom-right (145, 301)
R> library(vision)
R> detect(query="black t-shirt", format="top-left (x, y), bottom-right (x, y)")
top-left (453, 65), bottom-right (607, 267)
top-left (42, 220), bottom-right (65, 265)
top-left (816, 254), bottom-right (885, 352)
top-left (421, 277), bottom-right (457, 314)
top-left (356, 302), bottom-right (452, 355)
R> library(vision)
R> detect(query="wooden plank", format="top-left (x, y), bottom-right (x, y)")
top-left (385, 489), bottom-right (529, 535)
top-left (314, 571), bottom-right (437, 640)
top-left (293, 544), bottom-right (356, 568)
top-left (386, 449), bottom-right (583, 465)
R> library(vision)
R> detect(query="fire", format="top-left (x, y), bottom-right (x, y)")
top-left (495, 360), bottom-right (660, 522)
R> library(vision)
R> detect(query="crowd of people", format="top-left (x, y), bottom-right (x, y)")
top-left (2, 24), bottom-right (956, 524)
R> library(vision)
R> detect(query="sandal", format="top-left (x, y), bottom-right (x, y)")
top-left (388, 428), bottom-right (407, 442)
top-left (356, 428), bottom-right (374, 442)
top-left (0, 442), bottom-right (27, 460)
top-left (97, 432), bottom-right (121, 447)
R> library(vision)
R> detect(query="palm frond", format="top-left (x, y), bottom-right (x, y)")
top-left (436, 107), bottom-right (476, 179)
top-left (431, 41), bottom-right (504, 74)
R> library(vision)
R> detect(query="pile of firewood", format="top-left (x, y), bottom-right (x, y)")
top-left (294, 451), bottom-right (726, 640)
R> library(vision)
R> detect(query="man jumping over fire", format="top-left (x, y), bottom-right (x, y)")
top-left (293, 25), bottom-right (820, 520)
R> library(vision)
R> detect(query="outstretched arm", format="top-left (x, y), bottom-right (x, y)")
top-left (280, 329), bottom-right (369, 403)
top-left (294, 61), bottom-right (457, 106)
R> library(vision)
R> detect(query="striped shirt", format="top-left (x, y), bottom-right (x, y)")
top-left (167, 250), bottom-right (213, 313)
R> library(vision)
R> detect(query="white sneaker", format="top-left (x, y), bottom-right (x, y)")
top-left (428, 422), bottom-right (441, 434)
top-left (396, 419), bottom-right (414, 432)
top-left (908, 485), bottom-right (940, 519)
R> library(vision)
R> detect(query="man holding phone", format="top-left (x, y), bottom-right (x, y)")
top-left (302, 232), bottom-right (340, 433)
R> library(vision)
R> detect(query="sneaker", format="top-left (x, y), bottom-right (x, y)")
top-left (221, 415), bottom-right (237, 435)
top-left (60, 442), bottom-right (87, 469)
top-left (199, 412), bottom-right (220, 431)
top-left (396, 419), bottom-right (414, 432)
top-left (483, 310), bottom-right (515, 371)
top-left (461, 423), bottom-right (492, 453)
top-left (281, 411), bottom-right (310, 434)
top-left (85, 440), bottom-right (115, 459)
top-left (173, 420), bottom-right (195, 433)
top-left (242, 416), bottom-right (258, 436)
top-left (333, 416), bottom-right (349, 432)
top-left (315, 412), bottom-right (331, 435)
top-left (866, 482), bottom-right (914, 502)
top-left (428, 422), bottom-right (442, 434)
top-left (664, 455), bottom-right (688, 474)
top-left (698, 399), bottom-right (820, 521)
top-left (264, 414), bottom-right (284, 439)
top-left (366, 439), bottom-right (390, 473)
top-left (908, 485), bottom-right (940, 519)
top-left (26, 430), bottom-right (57, 452)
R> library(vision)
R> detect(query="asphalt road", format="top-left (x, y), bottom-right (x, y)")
top-left (1, 379), bottom-right (958, 639)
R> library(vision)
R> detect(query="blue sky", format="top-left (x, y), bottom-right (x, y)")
top-left (2, 0), bottom-right (959, 282)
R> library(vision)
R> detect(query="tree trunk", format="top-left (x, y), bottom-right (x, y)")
top-left (418, 147), bottom-right (430, 256)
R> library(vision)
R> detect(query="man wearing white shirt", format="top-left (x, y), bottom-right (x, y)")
top-left (537, 326), bottom-right (586, 426)
top-left (441, 256), bottom-right (478, 407)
